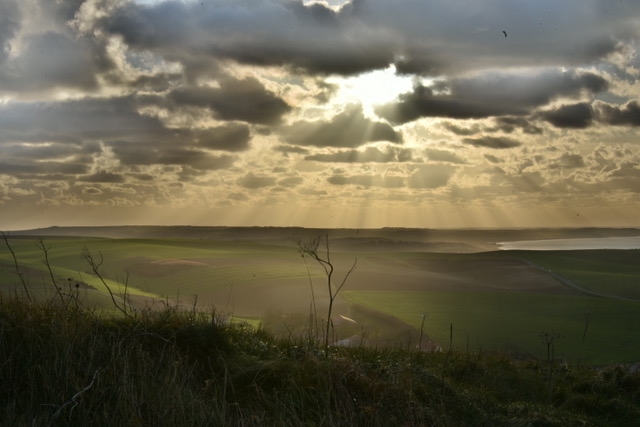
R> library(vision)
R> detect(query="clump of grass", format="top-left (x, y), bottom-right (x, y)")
top-left (2, 294), bottom-right (640, 426)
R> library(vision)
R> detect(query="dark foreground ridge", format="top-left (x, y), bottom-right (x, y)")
top-left (2, 298), bottom-right (639, 426)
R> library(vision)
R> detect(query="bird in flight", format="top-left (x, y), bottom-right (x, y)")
top-left (502, 30), bottom-right (508, 37)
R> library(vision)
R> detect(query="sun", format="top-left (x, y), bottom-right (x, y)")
top-left (328, 65), bottom-right (414, 118)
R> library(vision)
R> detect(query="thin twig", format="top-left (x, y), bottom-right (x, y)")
top-left (35, 240), bottom-right (65, 305)
top-left (51, 368), bottom-right (102, 421)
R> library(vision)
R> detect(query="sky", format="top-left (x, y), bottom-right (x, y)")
top-left (0, 0), bottom-right (639, 230)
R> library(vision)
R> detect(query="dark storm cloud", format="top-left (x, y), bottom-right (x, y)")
top-left (463, 137), bottom-right (522, 149)
top-left (376, 70), bottom-right (608, 124)
top-left (162, 78), bottom-right (291, 125)
top-left (349, 0), bottom-right (635, 73)
top-left (593, 100), bottom-right (640, 126)
top-left (89, 0), bottom-right (638, 78)
top-left (283, 104), bottom-right (401, 147)
top-left (540, 103), bottom-right (594, 129)
top-left (305, 146), bottom-right (412, 163)
top-left (97, 0), bottom-right (394, 76)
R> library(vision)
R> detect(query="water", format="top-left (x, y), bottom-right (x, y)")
top-left (498, 236), bottom-right (640, 251)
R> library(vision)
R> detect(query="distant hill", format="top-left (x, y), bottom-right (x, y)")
top-left (6, 225), bottom-right (640, 253)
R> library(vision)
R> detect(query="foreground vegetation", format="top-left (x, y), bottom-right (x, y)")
top-left (2, 297), bottom-right (640, 426)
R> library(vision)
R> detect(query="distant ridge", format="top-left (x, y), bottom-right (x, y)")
top-left (6, 225), bottom-right (640, 253)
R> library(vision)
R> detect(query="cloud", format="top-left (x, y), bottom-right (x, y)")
top-left (0, 0), bottom-right (116, 96)
top-left (274, 145), bottom-right (310, 155)
top-left (376, 69), bottom-right (608, 124)
top-left (89, 0), bottom-right (638, 78)
top-left (0, 32), bottom-right (106, 93)
top-left (160, 77), bottom-right (292, 125)
top-left (549, 153), bottom-right (585, 169)
top-left (79, 171), bottom-right (126, 183)
top-left (463, 136), bottom-right (522, 149)
top-left (111, 145), bottom-right (236, 171)
top-left (277, 176), bottom-right (304, 187)
top-left (305, 146), bottom-right (412, 163)
top-left (237, 172), bottom-right (277, 189)
top-left (0, 160), bottom-right (88, 177)
top-left (442, 122), bottom-right (484, 136)
top-left (327, 174), bottom-right (405, 188)
top-left (425, 148), bottom-right (466, 164)
top-left (0, 96), bottom-right (248, 175)
top-left (493, 117), bottom-right (543, 135)
top-left (0, 97), bottom-right (166, 144)
top-left (195, 124), bottom-right (252, 152)
top-left (541, 103), bottom-right (594, 128)
top-left (593, 100), bottom-right (640, 126)
top-left (407, 164), bottom-right (455, 189)
top-left (94, 0), bottom-right (394, 76)
top-left (283, 104), bottom-right (401, 147)
top-left (0, 0), bottom-right (20, 63)
top-left (538, 100), bottom-right (640, 129)
top-left (484, 154), bottom-right (502, 164)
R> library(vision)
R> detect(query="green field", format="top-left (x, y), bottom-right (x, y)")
top-left (342, 290), bottom-right (640, 365)
top-left (2, 233), bottom-right (640, 365)
top-left (0, 236), bottom-right (315, 314)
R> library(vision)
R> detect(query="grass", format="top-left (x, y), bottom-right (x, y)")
top-left (509, 250), bottom-right (640, 300)
top-left (342, 290), bottom-right (640, 365)
top-left (2, 295), bottom-right (640, 426)
top-left (0, 237), bottom-right (313, 310)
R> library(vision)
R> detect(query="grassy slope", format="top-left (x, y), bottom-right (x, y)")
top-left (2, 298), bottom-right (640, 426)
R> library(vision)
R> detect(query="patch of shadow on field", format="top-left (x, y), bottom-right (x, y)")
top-left (125, 257), bottom-right (209, 278)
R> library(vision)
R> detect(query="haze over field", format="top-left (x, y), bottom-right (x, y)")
top-left (1, 0), bottom-right (640, 230)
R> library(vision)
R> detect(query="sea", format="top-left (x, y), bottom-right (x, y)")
top-left (498, 236), bottom-right (640, 251)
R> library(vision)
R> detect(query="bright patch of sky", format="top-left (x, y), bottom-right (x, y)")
top-left (327, 65), bottom-right (415, 118)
